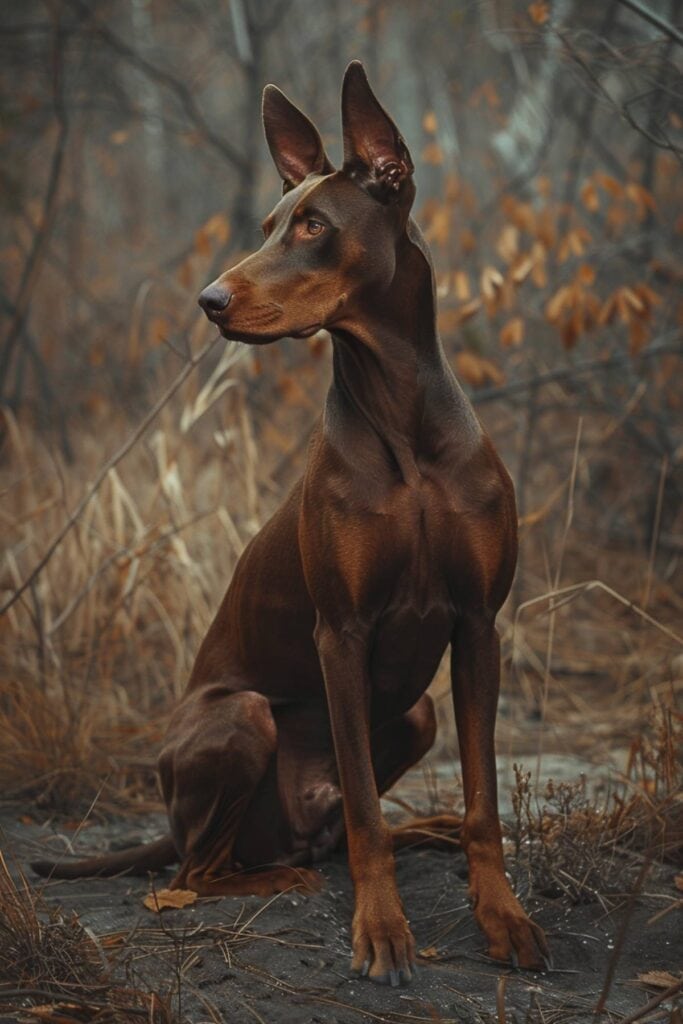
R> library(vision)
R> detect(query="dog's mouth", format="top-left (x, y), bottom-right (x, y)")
top-left (292, 323), bottom-right (323, 339)
top-left (212, 321), bottom-right (323, 343)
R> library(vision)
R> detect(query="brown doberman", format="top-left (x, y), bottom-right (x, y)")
top-left (32, 62), bottom-right (548, 984)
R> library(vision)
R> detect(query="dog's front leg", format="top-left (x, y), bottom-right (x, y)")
top-left (315, 619), bottom-right (416, 985)
top-left (451, 613), bottom-right (549, 969)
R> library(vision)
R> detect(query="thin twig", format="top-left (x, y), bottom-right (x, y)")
top-left (514, 578), bottom-right (683, 648)
top-left (472, 336), bottom-right (682, 406)
top-left (615, 0), bottom-right (683, 48)
top-left (496, 974), bottom-right (507, 1024)
top-left (641, 455), bottom-right (668, 610)
top-left (0, 335), bottom-right (222, 617)
top-left (64, 0), bottom-right (249, 173)
top-left (620, 977), bottom-right (683, 1024)
top-left (536, 418), bottom-right (582, 785)
top-left (594, 854), bottom-right (653, 1014)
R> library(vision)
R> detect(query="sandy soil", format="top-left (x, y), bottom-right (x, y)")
top-left (1, 797), bottom-right (680, 1024)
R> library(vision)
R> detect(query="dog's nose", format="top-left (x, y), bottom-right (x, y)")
top-left (198, 284), bottom-right (233, 315)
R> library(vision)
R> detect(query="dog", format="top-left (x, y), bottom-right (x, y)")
top-left (33, 61), bottom-right (548, 985)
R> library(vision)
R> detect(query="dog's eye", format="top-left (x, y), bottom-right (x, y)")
top-left (307, 219), bottom-right (325, 236)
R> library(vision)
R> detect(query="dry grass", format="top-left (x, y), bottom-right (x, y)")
top-left (1, 333), bottom-right (681, 857)
top-left (508, 700), bottom-right (682, 906)
top-left (0, 344), bottom-right (261, 811)
top-left (0, 853), bottom-right (178, 1022)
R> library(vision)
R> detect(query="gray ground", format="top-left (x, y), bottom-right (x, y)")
top-left (1, 784), bottom-right (680, 1024)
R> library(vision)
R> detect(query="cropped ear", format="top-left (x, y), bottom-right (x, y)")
top-left (341, 61), bottom-right (414, 202)
top-left (262, 85), bottom-right (334, 194)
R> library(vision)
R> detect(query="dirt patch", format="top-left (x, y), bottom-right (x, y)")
top-left (1, 803), bottom-right (680, 1024)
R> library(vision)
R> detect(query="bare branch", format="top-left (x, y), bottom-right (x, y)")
top-left (64, 0), bottom-right (249, 174)
top-left (616, 0), bottom-right (683, 48)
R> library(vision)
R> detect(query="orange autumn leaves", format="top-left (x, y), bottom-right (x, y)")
top-left (419, 159), bottom-right (661, 387)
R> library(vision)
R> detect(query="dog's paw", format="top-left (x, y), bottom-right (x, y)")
top-left (350, 893), bottom-right (416, 985)
top-left (474, 889), bottom-right (549, 970)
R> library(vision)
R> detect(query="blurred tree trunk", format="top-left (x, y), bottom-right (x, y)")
top-left (230, 0), bottom-right (265, 250)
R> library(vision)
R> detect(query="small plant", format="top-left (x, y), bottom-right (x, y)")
top-left (509, 701), bottom-right (681, 906)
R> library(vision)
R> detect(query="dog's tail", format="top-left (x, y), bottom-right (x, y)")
top-left (30, 835), bottom-right (178, 880)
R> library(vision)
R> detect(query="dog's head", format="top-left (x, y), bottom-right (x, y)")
top-left (198, 62), bottom-right (416, 344)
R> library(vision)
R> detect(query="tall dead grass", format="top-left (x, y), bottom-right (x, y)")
top-left (1, 336), bottom-right (681, 838)
top-left (0, 342), bottom-right (262, 810)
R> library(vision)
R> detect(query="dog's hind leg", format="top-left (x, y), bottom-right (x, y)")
top-left (159, 686), bottom-right (321, 896)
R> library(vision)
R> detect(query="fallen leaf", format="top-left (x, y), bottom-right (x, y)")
top-left (143, 887), bottom-right (197, 912)
top-left (637, 970), bottom-right (681, 989)
top-left (675, 874), bottom-right (683, 891)
top-left (420, 945), bottom-right (440, 958)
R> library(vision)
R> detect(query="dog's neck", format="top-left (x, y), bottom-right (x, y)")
top-left (326, 225), bottom-right (479, 484)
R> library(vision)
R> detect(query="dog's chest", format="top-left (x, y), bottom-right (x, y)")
top-left (365, 479), bottom-right (462, 708)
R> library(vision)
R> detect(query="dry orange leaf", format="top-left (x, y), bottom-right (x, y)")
top-left (500, 317), bottom-right (524, 348)
top-left (625, 182), bottom-right (656, 216)
top-left (422, 110), bottom-right (438, 134)
top-left (545, 285), bottom-right (572, 323)
top-left (420, 945), bottom-right (440, 959)
top-left (629, 318), bottom-right (649, 355)
top-left (194, 226), bottom-right (211, 258)
top-left (177, 258), bottom-right (193, 290)
top-left (460, 227), bottom-right (477, 253)
top-left (143, 887), bottom-right (197, 912)
top-left (424, 207), bottom-right (450, 247)
top-left (597, 172), bottom-right (623, 198)
top-left (456, 351), bottom-right (505, 388)
top-left (454, 297), bottom-right (482, 325)
top-left (581, 180), bottom-right (600, 212)
top-left (511, 253), bottom-right (534, 285)
top-left (675, 873), bottom-right (683, 892)
top-left (557, 227), bottom-right (591, 263)
top-left (637, 971), bottom-right (681, 989)
top-left (421, 142), bottom-right (444, 165)
top-left (454, 270), bottom-right (471, 301)
top-left (481, 266), bottom-right (504, 302)
top-left (633, 282), bottom-right (661, 309)
top-left (21, 1005), bottom-right (86, 1023)
top-left (577, 263), bottom-right (596, 286)
top-left (528, 1), bottom-right (550, 24)
top-left (204, 211), bottom-right (231, 244)
top-left (496, 224), bottom-right (519, 264)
